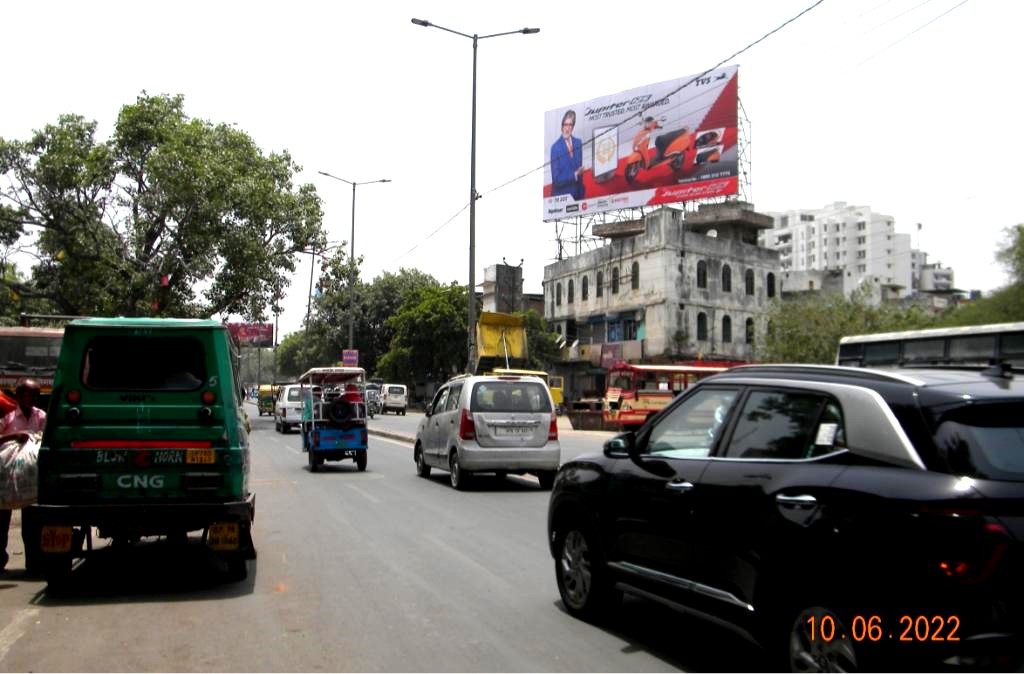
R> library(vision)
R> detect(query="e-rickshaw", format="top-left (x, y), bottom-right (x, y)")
top-left (257, 384), bottom-right (276, 416)
top-left (298, 367), bottom-right (368, 472)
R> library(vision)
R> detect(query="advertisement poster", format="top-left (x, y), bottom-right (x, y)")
top-left (227, 322), bottom-right (274, 347)
top-left (543, 66), bottom-right (738, 221)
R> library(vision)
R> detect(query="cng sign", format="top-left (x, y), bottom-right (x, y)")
top-left (117, 474), bottom-right (165, 488)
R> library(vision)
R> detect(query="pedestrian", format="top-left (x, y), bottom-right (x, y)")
top-left (0, 379), bottom-right (46, 571)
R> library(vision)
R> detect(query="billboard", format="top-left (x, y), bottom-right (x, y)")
top-left (342, 349), bottom-right (359, 367)
top-left (227, 322), bottom-right (274, 347)
top-left (543, 66), bottom-right (738, 221)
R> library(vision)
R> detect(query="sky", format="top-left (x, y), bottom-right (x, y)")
top-left (2, 0), bottom-right (1022, 341)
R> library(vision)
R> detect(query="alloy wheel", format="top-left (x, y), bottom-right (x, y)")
top-left (789, 606), bottom-right (858, 673)
top-left (559, 530), bottom-right (592, 610)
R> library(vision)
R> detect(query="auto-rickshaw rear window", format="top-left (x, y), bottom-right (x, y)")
top-left (80, 335), bottom-right (208, 391)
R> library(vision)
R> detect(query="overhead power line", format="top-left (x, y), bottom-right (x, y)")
top-left (857, 0), bottom-right (970, 66)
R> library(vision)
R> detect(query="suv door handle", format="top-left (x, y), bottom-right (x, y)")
top-left (776, 494), bottom-right (817, 508)
top-left (665, 479), bottom-right (695, 492)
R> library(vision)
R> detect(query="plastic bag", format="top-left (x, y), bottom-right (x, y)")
top-left (0, 434), bottom-right (40, 509)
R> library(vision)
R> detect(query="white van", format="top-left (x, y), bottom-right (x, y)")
top-left (274, 384), bottom-right (306, 432)
top-left (380, 383), bottom-right (408, 416)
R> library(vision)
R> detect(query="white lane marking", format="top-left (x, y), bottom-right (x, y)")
top-left (0, 608), bottom-right (39, 663)
top-left (344, 483), bottom-right (381, 504)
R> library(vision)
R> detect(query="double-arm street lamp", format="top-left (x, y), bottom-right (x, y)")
top-left (317, 171), bottom-right (391, 350)
top-left (410, 18), bottom-right (539, 371)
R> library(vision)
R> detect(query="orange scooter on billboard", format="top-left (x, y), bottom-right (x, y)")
top-left (624, 116), bottom-right (692, 184)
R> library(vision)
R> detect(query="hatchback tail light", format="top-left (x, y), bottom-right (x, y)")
top-left (549, 415), bottom-right (559, 441)
top-left (459, 409), bottom-right (476, 441)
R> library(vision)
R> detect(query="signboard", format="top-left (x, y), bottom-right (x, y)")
top-left (342, 349), bottom-right (359, 367)
top-left (543, 66), bottom-right (739, 221)
top-left (226, 323), bottom-right (274, 347)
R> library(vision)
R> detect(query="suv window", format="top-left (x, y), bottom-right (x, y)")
top-left (471, 381), bottom-right (551, 413)
top-left (646, 388), bottom-right (738, 458)
top-left (82, 336), bottom-right (207, 391)
top-left (387, 386), bottom-right (406, 395)
top-left (935, 403), bottom-right (1024, 481)
top-left (724, 390), bottom-right (836, 460)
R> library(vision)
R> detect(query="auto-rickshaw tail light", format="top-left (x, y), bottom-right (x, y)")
top-left (459, 409), bottom-right (476, 441)
top-left (201, 390), bottom-right (216, 405)
top-left (66, 389), bottom-right (81, 404)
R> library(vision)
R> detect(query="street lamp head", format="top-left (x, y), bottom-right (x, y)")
top-left (411, 18), bottom-right (430, 27)
top-left (521, 27), bottom-right (540, 34)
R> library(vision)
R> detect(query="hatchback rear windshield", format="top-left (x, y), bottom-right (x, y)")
top-left (934, 403), bottom-right (1024, 482)
top-left (81, 336), bottom-right (208, 391)
top-left (471, 381), bottom-right (551, 413)
top-left (387, 386), bottom-right (405, 395)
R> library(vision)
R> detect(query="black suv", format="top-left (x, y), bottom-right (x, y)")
top-left (547, 364), bottom-right (1024, 671)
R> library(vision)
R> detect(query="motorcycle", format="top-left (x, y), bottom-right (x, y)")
top-left (365, 390), bottom-right (381, 419)
top-left (623, 116), bottom-right (693, 184)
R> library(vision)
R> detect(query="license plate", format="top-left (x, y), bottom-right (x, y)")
top-left (41, 526), bottom-right (73, 553)
top-left (186, 449), bottom-right (216, 464)
top-left (207, 522), bottom-right (239, 551)
top-left (495, 426), bottom-right (531, 437)
top-left (341, 450), bottom-right (357, 457)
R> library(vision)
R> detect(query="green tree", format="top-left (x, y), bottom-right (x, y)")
top-left (940, 223), bottom-right (1024, 325)
top-left (996, 224), bottom-right (1024, 285)
top-left (516, 309), bottom-right (560, 370)
top-left (0, 93), bottom-right (324, 319)
top-left (376, 283), bottom-right (468, 383)
top-left (762, 285), bottom-right (936, 363)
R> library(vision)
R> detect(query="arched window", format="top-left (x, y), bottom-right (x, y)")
top-left (745, 269), bottom-right (755, 295)
top-left (612, 268), bottom-right (620, 294)
top-left (767, 272), bottom-right (776, 298)
top-left (697, 312), bottom-right (708, 341)
top-left (697, 260), bottom-right (708, 289)
top-left (581, 275), bottom-right (589, 301)
top-left (722, 264), bottom-right (732, 292)
top-left (631, 261), bottom-right (640, 290)
top-left (746, 318), bottom-right (755, 345)
top-left (722, 315), bottom-right (732, 343)
top-left (596, 271), bottom-right (604, 298)
top-left (556, 283), bottom-right (562, 306)
top-left (568, 279), bottom-right (574, 304)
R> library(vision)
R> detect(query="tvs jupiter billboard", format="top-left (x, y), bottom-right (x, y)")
top-left (543, 66), bottom-right (738, 221)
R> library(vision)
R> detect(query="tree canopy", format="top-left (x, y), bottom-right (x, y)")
top-left (0, 93), bottom-right (324, 320)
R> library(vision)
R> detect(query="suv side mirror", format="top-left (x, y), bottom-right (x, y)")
top-left (603, 432), bottom-right (633, 458)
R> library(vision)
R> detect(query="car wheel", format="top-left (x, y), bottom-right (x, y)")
top-left (415, 444), bottom-right (431, 478)
top-left (787, 606), bottom-right (859, 673)
top-left (537, 470), bottom-right (557, 490)
top-left (224, 556), bottom-right (248, 582)
top-left (554, 520), bottom-right (620, 622)
top-left (449, 451), bottom-right (470, 491)
top-left (356, 451), bottom-right (367, 472)
top-left (274, 418), bottom-right (281, 432)
top-left (308, 448), bottom-right (318, 473)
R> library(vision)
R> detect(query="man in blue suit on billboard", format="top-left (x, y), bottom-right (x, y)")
top-left (550, 109), bottom-right (585, 201)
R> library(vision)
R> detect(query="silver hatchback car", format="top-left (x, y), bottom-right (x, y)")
top-left (414, 374), bottom-right (561, 490)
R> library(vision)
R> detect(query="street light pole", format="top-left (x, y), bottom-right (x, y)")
top-left (317, 171), bottom-right (391, 351)
top-left (410, 18), bottom-right (539, 372)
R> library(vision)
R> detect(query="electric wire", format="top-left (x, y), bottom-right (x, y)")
top-left (857, 0), bottom-right (970, 66)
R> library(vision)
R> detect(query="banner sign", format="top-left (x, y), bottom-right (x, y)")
top-left (342, 349), bottom-right (359, 367)
top-left (543, 66), bottom-right (739, 221)
top-left (226, 323), bottom-right (274, 347)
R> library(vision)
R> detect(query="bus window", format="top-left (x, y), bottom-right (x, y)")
top-left (902, 339), bottom-right (945, 363)
top-left (863, 341), bottom-right (900, 365)
top-left (949, 335), bottom-right (997, 363)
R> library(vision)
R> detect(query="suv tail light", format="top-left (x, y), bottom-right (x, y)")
top-left (549, 415), bottom-right (559, 441)
top-left (459, 409), bottom-right (476, 441)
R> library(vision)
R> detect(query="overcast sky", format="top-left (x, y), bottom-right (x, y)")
top-left (3, 0), bottom-right (1020, 341)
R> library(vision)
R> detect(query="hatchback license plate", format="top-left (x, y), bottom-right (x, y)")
top-left (207, 522), bottom-right (239, 550)
top-left (41, 526), bottom-right (73, 553)
top-left (495, 426), bottom-right (531, 437)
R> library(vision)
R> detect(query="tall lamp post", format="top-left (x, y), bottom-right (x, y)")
top-left (410, 18), bottom-right (539, 371)
top-left (317, 171), bottom-right (391, 351)
top-left (303, 242), bottom-right (341, 369)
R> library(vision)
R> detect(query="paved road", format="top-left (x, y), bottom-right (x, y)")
top-left (0, 404), bottom-right (762, 672)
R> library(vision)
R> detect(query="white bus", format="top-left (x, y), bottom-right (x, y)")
top-left (836, 321), bottom-right (1024, 368)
